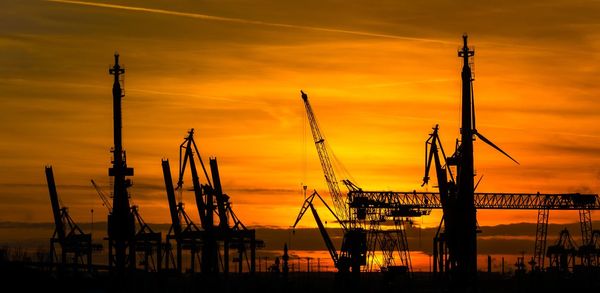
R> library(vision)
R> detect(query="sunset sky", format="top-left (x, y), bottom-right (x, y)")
top-left (0, 0), bottom-right (599, 230)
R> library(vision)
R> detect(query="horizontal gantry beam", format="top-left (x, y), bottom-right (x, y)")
top-left (348, 191), bottom-right (600, 210)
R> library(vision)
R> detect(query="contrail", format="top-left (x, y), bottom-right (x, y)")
top-left (47, 0), bottom-right (452, 44)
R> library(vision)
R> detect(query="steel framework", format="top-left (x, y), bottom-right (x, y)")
top-left (348, 191), bottom-right (600, 211)
top-left (162, 130), bottom-right (260, 274)
top-left (45, 166), bottom-right (93, 272)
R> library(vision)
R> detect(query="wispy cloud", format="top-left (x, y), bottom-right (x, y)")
top-left (47, 0), bottom-right (452, 44)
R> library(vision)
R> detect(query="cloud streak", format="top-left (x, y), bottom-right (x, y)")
top-left (47, 0), bottom-right (452, 44)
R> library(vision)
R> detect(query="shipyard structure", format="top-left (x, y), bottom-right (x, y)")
top-left (9, 36), bottom-right (597, 292)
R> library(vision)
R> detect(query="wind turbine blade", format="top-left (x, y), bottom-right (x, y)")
top-left (475, 132), bottom-right (520, 165)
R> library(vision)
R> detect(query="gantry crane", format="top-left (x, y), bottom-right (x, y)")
top-left (546, 229), bottom-right (577, 273)
top-left (579, 230), bottom-right (600, 267)
top-left (162, 159), bottom-right (204, 273)
top-left (177, 129), bottom-right (218, 273)
top-left (162, 129), bottom-right (260, 274)
top-left (348, 189), bottom-right (600, 270)
top-left (45, 166), bottom-right (93, 272)
top-left (346, 36), bottom-right (600, 284)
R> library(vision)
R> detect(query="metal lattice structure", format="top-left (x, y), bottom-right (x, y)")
top-left (162, 130), bottom-right (261, 274)
top-left (547, 229), bottom-right (578, 273)
top-left (579, 209), bottom-right (593, 245)
top-left (45, 166), bottom-right (93, 272)
top-left (92, 180), bottom-right (161, 272)
top-left (579, 230), bottom-right (600, 267)
top-left (532, 204), bottom-right (549, 271)
top-left (301, 91), bottom-right (347, 221)
top-left (348, 191), bottom-right (600, 211)
top-left (301, 91), bottom-right (416, 274)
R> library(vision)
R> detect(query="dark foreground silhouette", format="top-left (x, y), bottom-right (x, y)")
top-left (1, 259), bottom-right (599, 293)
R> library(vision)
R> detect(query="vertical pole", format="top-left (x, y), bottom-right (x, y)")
top-left (177, 242), bottom-right (182, 273)
top-left (129, 241), bottom-right (136, 270)
top-left (144, 249), bottom-right (149, 271)
top-left (238, 246), bottom-right (243, 273)
top-left (108, 240), bottom-right (113, 269)
top-left (157, 239), bottom-right (162, 272)
top-left (165, 242), bottom-right (170, 270)
top-left (49, 241), bottom-right (56, 270)
top-left (433, 236), bottom-right (438, 276)
top-left (251, 232), bottom-right (256, 274)
top-left (87, 238), bottom-right (92, 272)
top-left (191, 249), bottom-right (195, 273)
top-left (224, 239), bottom-right (230, 276)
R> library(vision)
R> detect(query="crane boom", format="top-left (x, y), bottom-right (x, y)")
top-left (310, 204), bottom-right (339, 265)
top-left (301, 90), bottom-right (347, 221)
top-left (162, 159), bottom-right (182, 237)
top-left (292, 190), bottom-right (345, 269)
top-left (46, 166), bottom-right (66, 242)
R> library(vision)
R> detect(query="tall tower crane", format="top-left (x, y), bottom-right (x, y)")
top-left (453, 35), bottom-right (518, 284)
top-left (162, 129), bottom-right (260, 274)
top-left (107, 53), bottom-right (136, 272)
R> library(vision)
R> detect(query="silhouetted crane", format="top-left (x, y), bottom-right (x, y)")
top-left (91, 179), bottom-right (161, 271)
top-left (300, 91), bottom-right (367, 274)
top-left (162, 129), bottom-right (260, 274)
top-left (292, 190), bottom-right (353, 272)
top-left (106, 53), bottom-right (136, 272)
top-left (45, 166), bottom-right (92, 272)
top-left (347, 36), bottom-right (600, 288)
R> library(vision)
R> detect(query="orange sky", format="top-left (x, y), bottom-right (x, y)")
top-left (0, 0), bottom-right (599, 228)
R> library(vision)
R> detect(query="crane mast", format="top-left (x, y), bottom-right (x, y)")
top-left (177, 129), bottom-right (218, 273)
top-left (422, 125), bottom-right (459, 272)
top-left (456, 35), bottom-right (477, 281)
top-left (168, 129), bottom-right (260, 274)
top-left (107, 53), bottom-right (135, 271)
